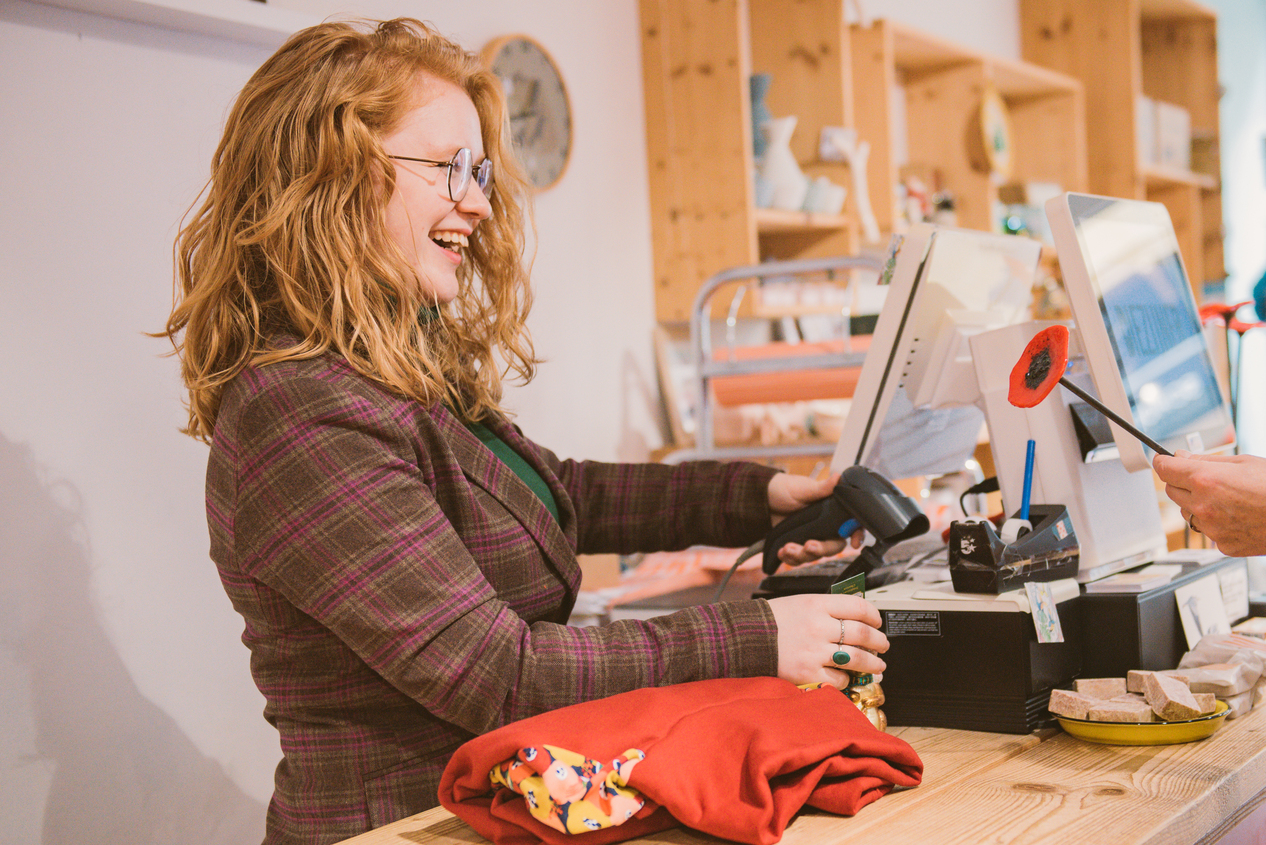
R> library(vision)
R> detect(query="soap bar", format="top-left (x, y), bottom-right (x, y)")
top-left (1144, 672), bottom-right (1203, 721)
top-left (1074, 677), bottom-right (1128, 700)
top-left (1048, 689), bottom-right (1096, 720)
top-left (1088, 698), bottom-right (1155, 722)
top-left (1108, 693), bottom-right (1149, 705)
top-left (1127, 670), bottom-right (1189, 694)
top-left (1183, 663), bottom-right (1255, 696)
top-left (1192, 692), bottom-right (1217, 714)
top-left (1223, 689), bottom-right (1254, 719)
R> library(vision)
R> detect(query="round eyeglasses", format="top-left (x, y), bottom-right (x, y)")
top-left (387, 147), bottom-right (494, 202)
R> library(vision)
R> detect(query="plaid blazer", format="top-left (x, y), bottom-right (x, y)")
top-left (205, 349), bottom-right (782, 845)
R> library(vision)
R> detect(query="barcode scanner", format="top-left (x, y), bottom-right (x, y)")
top-left (761, 465), bottom-right (930, 578)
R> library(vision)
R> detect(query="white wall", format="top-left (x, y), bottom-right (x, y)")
top-left (1207, 0), bottom-right (1266, 456)
top-left (5, 0), bottom-right (1256, 842)
top-left (0, 6), bottom-right (284, 842)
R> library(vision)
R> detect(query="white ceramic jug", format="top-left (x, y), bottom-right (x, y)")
top-left (759, 115), bottom-right (809, 212)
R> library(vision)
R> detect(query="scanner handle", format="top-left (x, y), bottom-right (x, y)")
top-left (761, 497), bottom-right (854, 574)
top-left (759, 465), bottom-right (928, 577)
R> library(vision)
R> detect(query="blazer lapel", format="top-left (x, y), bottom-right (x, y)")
top-left (436, 407), bottom-right (581, 600)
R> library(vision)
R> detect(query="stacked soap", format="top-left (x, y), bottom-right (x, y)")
top-left (1178, 662), bottom-right (1260, 718)
top-left (1048, 670), bottom-right (1218, 723)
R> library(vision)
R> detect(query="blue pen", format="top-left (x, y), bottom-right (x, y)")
top-left (1020, 438), bottom-right (1036, 522)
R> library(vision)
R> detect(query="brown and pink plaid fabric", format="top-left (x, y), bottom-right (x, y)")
top-left (205, 348), bottom-right (782, 844)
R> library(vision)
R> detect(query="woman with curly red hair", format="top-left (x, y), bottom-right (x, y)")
top-left (161, 19), bottom-right (887, 844)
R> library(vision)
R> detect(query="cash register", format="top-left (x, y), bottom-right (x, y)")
top-left (758, 197), bottom-right (1242, 733)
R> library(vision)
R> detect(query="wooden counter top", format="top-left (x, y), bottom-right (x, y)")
top-left (338, 703), bottom-right (1266, 844)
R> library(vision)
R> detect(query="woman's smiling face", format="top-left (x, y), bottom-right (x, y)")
top-left (382, 74), bottom-right (493, 305)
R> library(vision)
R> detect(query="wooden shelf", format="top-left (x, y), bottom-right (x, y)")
top-left (1142, 164), bottom-right (1219, 190)
top-left (754, 208), bottom-right (853, 234)
top-left (852, 18), bottom-right (1087, 235)
top-left (30, 0), bottom-right (317, 45)
top-left (989, 54), bottom-right (1082, 100)
top-left (888, 23), bottom-right (976, 75)
top-left (639, 0), bottom-right (861, 322)
top-left (638, 2), bottom-right (1089, 322)
top-left (1142, 0), bottom-right (1217, 16)
top-left (1022, 0), bottom-right (1225, 292)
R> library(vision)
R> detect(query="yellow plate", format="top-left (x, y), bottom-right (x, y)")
top-left (1056, 700), bottom-right (1230, 745)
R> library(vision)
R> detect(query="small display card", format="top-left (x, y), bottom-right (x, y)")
top-left (1218, 564), bottom-right (1250, 624)
top-left (1175, 573), bottom-right (1232, 649)
top-left (1025, 581), bottom-right (1064, 643)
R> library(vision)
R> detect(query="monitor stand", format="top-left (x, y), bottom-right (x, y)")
top-left (970, 322), bottom-right (1168, 582)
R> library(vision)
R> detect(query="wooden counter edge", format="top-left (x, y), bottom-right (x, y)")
top-left (332, 723), bottom-right (1052, 844)
top-left (336, 705), bottom-right (1266, 844)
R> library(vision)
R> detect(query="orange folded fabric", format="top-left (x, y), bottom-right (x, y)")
top-left (439, 677), bottom-right (923, 845)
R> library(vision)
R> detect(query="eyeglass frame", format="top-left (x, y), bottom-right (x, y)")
top-left (387, 147), bottom-right (494, 203)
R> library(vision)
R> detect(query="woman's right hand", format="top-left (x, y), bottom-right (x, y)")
top-left (1154, 450), bottom-right (1266, 557)
top-left (766, 593), bottom-right (888, 688)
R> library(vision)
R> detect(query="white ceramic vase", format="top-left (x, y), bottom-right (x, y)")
top-left (758, 115), bottom-right (809, 212)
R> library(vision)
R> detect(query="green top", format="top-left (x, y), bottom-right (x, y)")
top-left (462, 419), bottom-right (560, 523)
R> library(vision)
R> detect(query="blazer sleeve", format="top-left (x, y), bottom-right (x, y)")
top-left (562, 457), bottom-right (781, 555)
top-left (223, 375), bottom-right (780, 736)
top-left (497, 421), bottom-right (782, 555)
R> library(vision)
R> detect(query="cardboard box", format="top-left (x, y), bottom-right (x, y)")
top-left (1154, 99), bottom-right (1192, 171)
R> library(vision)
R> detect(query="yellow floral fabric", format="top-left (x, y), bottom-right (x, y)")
top-left (489, 746), bottom-right (646, 834)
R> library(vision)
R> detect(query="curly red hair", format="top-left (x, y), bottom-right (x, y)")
top-left (162, 18), bottom-right (538, 440)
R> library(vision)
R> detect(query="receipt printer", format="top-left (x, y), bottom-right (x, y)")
top-left (871, 578), bottom-right (1083, 733)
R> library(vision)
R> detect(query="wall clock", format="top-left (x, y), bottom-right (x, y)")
top-left (482, 35), bottom-right (573, 191)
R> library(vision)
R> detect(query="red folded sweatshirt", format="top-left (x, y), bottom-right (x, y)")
top-left (440, 677), bottom-right (923, 845)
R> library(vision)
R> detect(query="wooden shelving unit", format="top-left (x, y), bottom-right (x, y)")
top-left (639, 0), bottom-right (860, 323)
top-left (850, 18), bottom-right (1088, 235)
top-left (1020, 0), bottom-right (1224, 299)
top-left (638, 0), bottom-right (1088, 323)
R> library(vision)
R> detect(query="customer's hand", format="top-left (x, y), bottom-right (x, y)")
top-left (766, 472), bottom-right (863, 566)
top-left (766, 593), bottom-right (888, 688)
top-left (1153, 450), bottom-right (1266, 557)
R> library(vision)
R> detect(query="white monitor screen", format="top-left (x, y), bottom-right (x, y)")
top-left (832, 224), bottom-right (1041, 478)
top-left (1048, 193), bottom-right (1234, 468)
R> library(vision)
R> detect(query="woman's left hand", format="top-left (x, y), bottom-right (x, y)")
top-left (766, 472), bottom-right (862, 567)
top-left (767, 592), bottom-right (888, 686)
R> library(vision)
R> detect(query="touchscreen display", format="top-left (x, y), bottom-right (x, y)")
top-left (1068, 194), bottom-right (1233, 452)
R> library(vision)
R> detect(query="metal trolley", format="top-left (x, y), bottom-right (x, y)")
top-left (665, 253), bottom-right (883, 465)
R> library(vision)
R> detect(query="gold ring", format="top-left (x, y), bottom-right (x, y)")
top-left (838, 618), bottom-right (847, 647)
top-left (1187, 513), bottom-right (1201, 534)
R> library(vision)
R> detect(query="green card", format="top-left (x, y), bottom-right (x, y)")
top-left (830, 572), bottom-right (866, 597)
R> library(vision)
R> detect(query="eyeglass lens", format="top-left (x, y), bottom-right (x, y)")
top-left (447, 148), bottom-right (494, 202)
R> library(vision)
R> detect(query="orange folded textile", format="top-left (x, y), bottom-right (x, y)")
top-left (439, 677), bottom-right (923, 845)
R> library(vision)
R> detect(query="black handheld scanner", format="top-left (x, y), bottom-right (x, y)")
top-left (761, 465), bottom-right (930, 576)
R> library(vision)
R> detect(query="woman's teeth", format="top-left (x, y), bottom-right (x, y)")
top-left (432, 232), bottom-right (468, 252)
